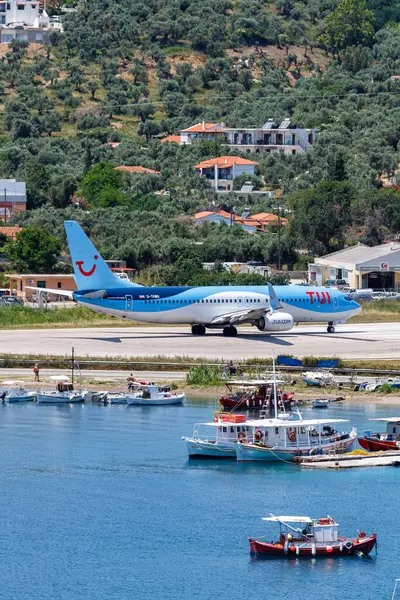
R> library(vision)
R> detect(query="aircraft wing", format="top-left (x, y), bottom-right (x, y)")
top-left (25, 286), bottom-right (74, 298)
top-left (210, 307), bottom-right (268, 326)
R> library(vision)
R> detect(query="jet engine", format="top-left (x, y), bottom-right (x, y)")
top-left (256, 313), bottom-right (294, 332)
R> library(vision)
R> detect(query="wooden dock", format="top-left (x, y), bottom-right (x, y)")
top-left (293, 450), bottom-right (400, 469)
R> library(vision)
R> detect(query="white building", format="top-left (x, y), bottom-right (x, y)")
top-left (0, 0), bottom-right (40, 26)
top-left (163, 119), bottom-right (317, 155)
top-left (309, 243), bottom-right (400, 289)
top-left (193, 156), bottom-right (259, 192)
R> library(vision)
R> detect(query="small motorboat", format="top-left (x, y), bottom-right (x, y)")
top-left (303, 371), bottom-right (335, 387)
top-left (105, 392), bottom-right (129, 405)
top-left (0, 381), bottom-right (36, 402)
top-left (37, 378), bottom-right (87, 404)
top-left (358, 418), bottom-right (400, 451)
top-left (313, 399), bottom-right (329, 409)
top-left (249, 514), bottom-right (376, 558)
top-left (126, 383), bottom-right (185, 406)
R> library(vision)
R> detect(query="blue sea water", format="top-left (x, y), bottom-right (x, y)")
top-left (0, 399), bottom-right (399, 600)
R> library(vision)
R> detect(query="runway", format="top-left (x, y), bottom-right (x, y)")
top-left (2, 322), bottom-right (400, 360)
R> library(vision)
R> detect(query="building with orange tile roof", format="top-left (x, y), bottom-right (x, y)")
top-left (0, 226), bottom-right (22, 240)
top-left (193, 209), bottom-right (286, 233)
top-left (160, 135), bottom-right (181, 144)
top-left (193, 156), bottom-right (259, 191)
top-left (164, 119), bottom-right (317, 155)
top-left (114, 166), bottom-right (160, 175)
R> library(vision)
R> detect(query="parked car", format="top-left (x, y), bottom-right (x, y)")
top-left (0, 295), bottom-right (23, 306)
top-left (342, 287), bottom-right (373, 300)
top-left (325, 279), bottom-right (348, 288)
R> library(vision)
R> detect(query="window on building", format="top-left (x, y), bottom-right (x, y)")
top-left (37, 281), bottom-right (46, 288)
top-left (17, 4), bottom-right (25, 9)
top-left (57, 282), bottom-right (62, 289)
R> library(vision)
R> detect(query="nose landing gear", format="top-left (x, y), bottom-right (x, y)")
top-left (327, 322), bottom-right (335, 333)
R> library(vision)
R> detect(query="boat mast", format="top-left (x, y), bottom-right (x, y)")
top-left (272, 352), bottom-right (278, 419)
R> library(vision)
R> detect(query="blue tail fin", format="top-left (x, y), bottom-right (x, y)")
top-left (65, 221), bottom-right (140, 291)
top-left (267, 282), bottom-right (282, 313)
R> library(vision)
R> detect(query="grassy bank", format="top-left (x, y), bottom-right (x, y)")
top-left (348, 300), bottom-right (400, 323)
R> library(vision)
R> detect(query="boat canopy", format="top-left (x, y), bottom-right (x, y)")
top-left (262, 516), bottom-right (312, 523)
top-left (202, 418), bottom-right (349, 427)
top-left (226, 379), bottom-right (284, 386)
top-left (370, 418), bottom-right (400, 422)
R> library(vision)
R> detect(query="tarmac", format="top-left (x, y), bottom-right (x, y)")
top-left (1, 322), bottom-right (400, 360)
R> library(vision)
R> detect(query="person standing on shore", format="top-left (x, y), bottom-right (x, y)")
top-left (33, 363), bottom-right (40, 382)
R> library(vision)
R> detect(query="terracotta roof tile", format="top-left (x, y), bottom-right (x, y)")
top-left (193, 156), bottom-right (259, 169)
top-left (114, 166), bottom-right (160, 175)
top-left (182, 122), bottom-right (223, 133)
top-left (0, 226), bottom-right (22, 239)
top-left (160, 135), bottom-right (181, 144)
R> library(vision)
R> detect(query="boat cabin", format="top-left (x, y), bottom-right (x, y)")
top-left (247, 417), bottom-right (351, 449)
top-left (192, 414), bottom-right (255, 443)
top-left (263, 515), bottom-right (339, 543)
top-left (368, 418), bottom-right (400, 440)
top-left (56, 382), bottom-right (74, 393)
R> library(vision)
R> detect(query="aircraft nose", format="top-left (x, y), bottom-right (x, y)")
top-left (353, 300), bottom-right (362, 314)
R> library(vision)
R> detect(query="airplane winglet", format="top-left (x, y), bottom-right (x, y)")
top-left (267, 282), bottom-right (282, 313)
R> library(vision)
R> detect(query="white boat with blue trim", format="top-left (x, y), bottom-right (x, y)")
top-left (126, 383), bottom-right (185, 405)
top-left (37, 378), bottom-right (87, 404)
top-left (235, 416), bottom-right (357, 462)
top-left (183, 413), bottom-right (257, 458)
top-left (0, 381), bottom-right (36, 403)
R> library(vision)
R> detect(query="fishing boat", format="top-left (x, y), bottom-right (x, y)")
top-left (235, 416), bottom-right (357, 462)
top-left (303, 371), bottom-right (335, 387)
top-left (235, 355), bottom-right (356, 462)
top-left (37, 377), bottom-right (87, 404)
top-left (313, 399), bottom-right (329, 409)
top-left (358, 418), bottom-right (400, 451)
top-left (0, 381), bottom-right (36, 402)
top-left (126, 383), bottom-right (185, 406)
top-left (249, 514), bottom-right (377, 558)
top-left (182, 413), bottom-right (257, 458)
top-left (219, 380), bottom-right (294, 412)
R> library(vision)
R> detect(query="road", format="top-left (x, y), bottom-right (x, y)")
top-left (1, 322), bottom-right (400, 360)
top-left (0, 368), bottom-right (186, 382)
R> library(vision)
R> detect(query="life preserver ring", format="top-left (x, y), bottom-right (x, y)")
top-left (254, 429), bottom-right (263, 442)
top-left (344, 541), bottom-right (353, 550)
top-left (288, 430), bottom-right (296, 442)
top-left (237, 431), bottom-right (246, 440)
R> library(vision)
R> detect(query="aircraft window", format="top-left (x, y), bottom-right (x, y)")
top-left (230, 299), bottom-right (233, 303)
top-left (217, 299), bottom-right (220, 303)
top-left (344, 295), bottom-right (352, 301)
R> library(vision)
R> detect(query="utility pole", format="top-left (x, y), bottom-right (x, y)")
top-left (3, 188), bottom-right (6, 223)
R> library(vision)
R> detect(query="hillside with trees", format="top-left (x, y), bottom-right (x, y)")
top-left (1, 0), bottom-right (400, 281)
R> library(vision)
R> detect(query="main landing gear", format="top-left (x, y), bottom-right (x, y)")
top-left (223, 326), bottom-right (238, 337)
top-left (191, 324), bottom-right (206, 335)
top-left (327, 322), bottom-right (336, 333)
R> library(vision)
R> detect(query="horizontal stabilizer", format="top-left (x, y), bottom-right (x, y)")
top-left (25, 286), bottom-right (74, 298)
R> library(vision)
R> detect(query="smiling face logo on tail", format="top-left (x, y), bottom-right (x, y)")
top-left (76, 255), bottom-right (98, 277)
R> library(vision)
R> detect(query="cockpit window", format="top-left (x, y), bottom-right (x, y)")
top-left (344, 295), bottom-right (352, 301)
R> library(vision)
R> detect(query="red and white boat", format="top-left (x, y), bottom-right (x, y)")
top-left (358, 418), bottom-right (400, 451)
top-left (219, 379), bottom-right (294, 411)
top-left (249, 515), bottom-right (376, 558)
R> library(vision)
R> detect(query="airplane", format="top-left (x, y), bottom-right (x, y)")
top-left (29, 221), bottom-right (362, 336)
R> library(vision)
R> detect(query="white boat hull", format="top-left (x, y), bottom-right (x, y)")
top-left (7, 393), bottom-right (36, 403)
top-left (235, 430), bottom-right (357, 462)
top-left (126, 393), bottom-right (185, 406)
top-left (37, 393), bottom-right (86, 404)
top-left (183, 437), bottom-right (236, 458)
